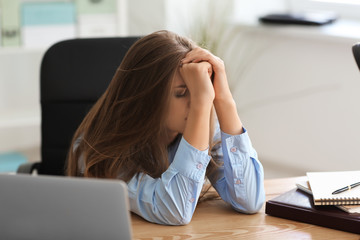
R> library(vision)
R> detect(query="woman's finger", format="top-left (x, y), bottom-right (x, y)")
top-left (182, 48), bottom-right (212, 63)
top-left (182, 48), bottom-right (224, 72)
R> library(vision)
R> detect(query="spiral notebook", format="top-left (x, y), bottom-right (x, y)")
top-left (307, 171), bottom-right (360, 206)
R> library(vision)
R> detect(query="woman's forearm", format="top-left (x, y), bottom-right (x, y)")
top-left (183, 102), bottom-right (212, 150)
top-left (214, 98), bottom-right (243, 135)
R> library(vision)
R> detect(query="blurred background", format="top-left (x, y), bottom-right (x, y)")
top-left (1, 0), bottom-right (360, 178)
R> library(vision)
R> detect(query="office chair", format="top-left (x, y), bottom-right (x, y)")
top-left (353, 43), bottom-right (360, 71)
top-left (17, 37), bottom-right (139, 175)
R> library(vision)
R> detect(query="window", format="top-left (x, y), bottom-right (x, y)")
top-left (311, 0), bottom-right (360, 4)
top-left (289, 0), bottom-right (360, 20)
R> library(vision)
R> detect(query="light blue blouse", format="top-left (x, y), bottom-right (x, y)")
top-left (126, 126), bottom-right (265, 225)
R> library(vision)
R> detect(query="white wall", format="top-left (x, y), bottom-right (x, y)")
top-left (0, 49), bottom-right (42, 160)
top-left (233, 0), bottom-right (288, 23)
top-left (227, 26), bottom-right (360, 175)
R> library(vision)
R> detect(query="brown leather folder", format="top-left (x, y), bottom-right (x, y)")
top-left (265, 188), bottom-right (360, 234)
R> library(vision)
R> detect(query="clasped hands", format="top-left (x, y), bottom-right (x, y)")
top-left (179, 47), bottom-right (232, 107)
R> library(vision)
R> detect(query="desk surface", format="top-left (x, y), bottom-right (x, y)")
top-left (131, 176), bottom-right (360, 240)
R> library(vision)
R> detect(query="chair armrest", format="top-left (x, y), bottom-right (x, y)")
top-left (17, 162), bottom-right (41, 174)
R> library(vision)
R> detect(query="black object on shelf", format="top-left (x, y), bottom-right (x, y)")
top-left (259, 12), bottom-right (337, 26)
top-left (353, 43), bottom-right (360, 71)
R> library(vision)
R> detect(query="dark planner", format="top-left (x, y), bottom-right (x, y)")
top-left (265, 188), bottom-right (360, 234)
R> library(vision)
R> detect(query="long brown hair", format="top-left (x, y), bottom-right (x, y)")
top-left (67, 30), bottom-right (218, 181)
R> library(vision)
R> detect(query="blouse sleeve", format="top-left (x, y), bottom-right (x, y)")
top-left (126, 137), bottom-right (211, 225)
top-left (208, 127), bottom-right (265, 213)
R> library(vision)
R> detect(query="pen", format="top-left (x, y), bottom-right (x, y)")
top-left (332, 181), bottom-right (360, 195)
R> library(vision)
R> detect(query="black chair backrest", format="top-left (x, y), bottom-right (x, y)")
top-left (40, 37), bottom-right (139, 175)
top-left (353, 43), bottom-right (360, 71)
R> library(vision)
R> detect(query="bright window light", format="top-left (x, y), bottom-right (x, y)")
top-left (312, 0), bottom-right (360, 4)
top-left (289, 0), bottom-right (360, 20)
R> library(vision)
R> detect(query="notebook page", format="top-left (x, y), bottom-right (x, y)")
top-left (307, 171), bottom-right (360, 205)
top-left (296, 180), bottom-right (360, 213)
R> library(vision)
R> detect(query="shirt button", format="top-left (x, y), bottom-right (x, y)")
top-left (230, 147), bottom-right (237, 153)
top-left (189, 198), bottom-right (195, 203)
top-left (196, 163), bottom-right (203, 169)
top-left (235, 179), bottom-right (241, 184)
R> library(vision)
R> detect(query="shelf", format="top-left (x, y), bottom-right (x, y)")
top-left (0, 46), bottom-right (47, 55)
top-left (232, 19), bottom-right (360, 43)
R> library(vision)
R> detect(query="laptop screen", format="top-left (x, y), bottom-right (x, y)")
top-left (0, 174), bottom-right (132, 240)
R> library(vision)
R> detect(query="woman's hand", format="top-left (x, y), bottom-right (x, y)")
top-left (182, 47), bottom-right (244, 135)
top-left (178, 55), bottom-right (214, 151)
top-left (179, 61), bottom-right (214, 106)
top-left (181, 47), bottom-right (232, 104)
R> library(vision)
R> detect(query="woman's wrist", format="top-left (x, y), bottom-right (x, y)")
top-left (183, 109), bottom-right (211, 151)
top-left (214, 95), bottom-right (236, 110)
top-left (214, 97), bottom-right (243, 135)
top-left (190, 92), bottom-right (214, 108)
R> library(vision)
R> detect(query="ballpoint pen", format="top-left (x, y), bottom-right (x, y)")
top-left (332, 181), bottom-right (360, 195)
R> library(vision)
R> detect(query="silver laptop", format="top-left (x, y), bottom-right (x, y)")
top-left (0, 174), bottom-right (132, 240)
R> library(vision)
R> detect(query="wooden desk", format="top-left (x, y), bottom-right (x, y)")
top-left (131, 176), bottom-right (360, 239)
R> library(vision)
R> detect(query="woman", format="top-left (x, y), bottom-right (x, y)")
top-left (67, 30), bottom-right (265, 225)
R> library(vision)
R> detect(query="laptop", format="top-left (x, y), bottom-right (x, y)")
top-left (0, 174), bottom-right (132, 240)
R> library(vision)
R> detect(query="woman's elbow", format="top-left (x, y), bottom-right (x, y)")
top-left (177, 216), bottom-right (192, 225)
top-left (232, 201), bottom-right (263, 214)
top-left (150, 210), bottom-right (193, 226)
top-left (240, 183), bottom-right (266, 214)
top-left (231, 194), bottom-right (265, 214)
top-left (244, 202), bottom-right (263, 214)
top-left (159, 214), bottom-right (192, 226)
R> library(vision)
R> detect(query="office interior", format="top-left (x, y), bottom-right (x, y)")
top-left (1, 0), bottom-right (360, 179)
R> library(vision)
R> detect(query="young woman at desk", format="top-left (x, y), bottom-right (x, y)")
top-left (67, 30), bottom-right (265, 225)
